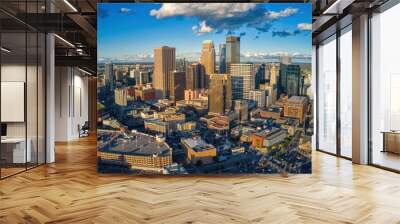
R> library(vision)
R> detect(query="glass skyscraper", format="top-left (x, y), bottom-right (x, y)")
top-left (226, 36), bottom-right (240, 73)
top-left (219, 44), bottom-right (226, 73)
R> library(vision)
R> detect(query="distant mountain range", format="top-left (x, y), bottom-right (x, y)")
top-left (98, 51), bottom-right (311, 64)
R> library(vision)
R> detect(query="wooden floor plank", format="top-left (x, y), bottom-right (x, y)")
top-left (0, 136), bottom-right (399, 223)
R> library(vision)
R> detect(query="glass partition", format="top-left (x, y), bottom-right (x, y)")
top-left (0, 1), bottom-right (46, 179)
top-left (317, 35), bottom-right (337, 154)
top-left (339, 26), bottom-right (352, 158)
top-left (1, 30), bottom-right (28, 177)
top-left (370, 3), bottom-right (400, 171)
top-left (27, 30), bottom-right (38, 169)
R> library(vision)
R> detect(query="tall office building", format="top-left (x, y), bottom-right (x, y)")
top-left (153, 46), bottom-right (176, 99)
top-left (186, 63), bottom-right (206, 91)
top-left (114, 88), bottom-right (127, 106)
top-left (280, 54), bottom-right (292, 65)
top-left (104, 63), bottom-right (114, 91)
top-left (115, 70), bottom-right (123, 82)
top-left (255, 64), bottom-right (265, 89)
top-left (200, 40), bottom-right (216, 75)
top-left (208, 74), bottom-right (232, 114)
top-left (234, 100), bottom-right (248, 121)
top-left (219, 44), bottom-right (226, 73)
top-left (226, 36), bottom-right (240, 73)
top-left (200, 40), bottom-right (215, 88)
top-left (169, 71), bottom-right (186, 101)
top-left (135, 71), bottom-right (150, 85)
top-left (249, 90), bottom-right (267, 108)
top-left (176, 58), bottom-right (187, 72)
top-left (230, 63), bottom-right (255, 100)
top-left (267, 63), bottom-right (280, 87)
top-left (279, 64), bottom-right (301, 96)
top-left (262, 85), bottom-right (277, 106)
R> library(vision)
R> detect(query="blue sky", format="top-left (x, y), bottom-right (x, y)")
top-left (98, 3), bottom-right (311, 63)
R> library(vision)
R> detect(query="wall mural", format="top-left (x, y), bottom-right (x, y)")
top-left (97, 3), bottom-right (313, 175)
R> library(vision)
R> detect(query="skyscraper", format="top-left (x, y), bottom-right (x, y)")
top-left (136, 71), bottom-right (150, 85)
top-left (255, 64), bottom-right (265, 89)
top-left (115, 70), bottom-right (123, 82)
top-left (114, 88), bottom-right (127, 106)
top-left (279, 64), bottom-right (301, 96)
top-left (186, 63), bottom-right (206, 91)
top-left (230, 63), bottom-right (255, 100)
top-left (200, 40), bottom-right (216, 75)
top-left (169, 71), bottom-right (186, 102)
top-left (153, 46), bottom-right (176, 99)
top-left (226, 36), bottom-right (240, 73)
top-left (176, 58), bottom-right (187, 72)
top-left (262, 85), bottom-right (277, 106)
top-left (208, 74), bottom-right (232, 114)
top-left (249, 90), bottom-right (267, 108)
top-left (104, 63), bottom-right (114, 91)
top-left (280, 54), bottom-right (292, 65)
top-left (267, 63), bottom-right (280, 87)
top-left (219, 44), bottom-right (226, 73)
top-left (234, 100), bottom-right (248, 121)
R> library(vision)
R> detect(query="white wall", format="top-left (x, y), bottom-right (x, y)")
top-left (55, 67), bottom-right (89, 141)
top-left (1, 63), bottom-right (46, 164)
top-left (1, 64), bottom-right (27, 139)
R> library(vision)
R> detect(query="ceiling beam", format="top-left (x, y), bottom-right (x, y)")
top-left (55, 55), bottom-right (96, 72)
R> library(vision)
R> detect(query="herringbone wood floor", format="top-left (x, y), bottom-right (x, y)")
top-left (1, 136), bottom-right (400, 224)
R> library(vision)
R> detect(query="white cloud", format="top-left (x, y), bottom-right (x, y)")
top-left (150, 3), bottom-right (257, 20)
top-left (266, 8), bottom-right (298, 20)
top-left (149, 4), bottom-right (299, 34)
top-left (297, 23), bottom-right (312, 31)
top-left (192, 21), bottom-right (214, 35)
top-left (242, 51), bottom-right (311, 60)
top-left (99, 51), bottom-right (311, 63)
top-left (120, 8), bottom-right (131, 13)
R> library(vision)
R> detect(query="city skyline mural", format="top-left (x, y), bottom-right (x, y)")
top-left (97, 3), bottom-right (313, 175)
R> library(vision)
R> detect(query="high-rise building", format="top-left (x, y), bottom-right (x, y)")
top-left (129, 69), bottom-right (135, 79)
top-left (200, 40), bottom-right (216, 75)
top-left (176, 58), bottom-right (187, 72)
top-left (226, 36), bottom-right (240, 73)
top-left (262, 85), bottom-right (277, 106)
top-left (114, 88), bottom-right (127, 106)
top-left (134, 71), bottom-right (150, 85)
top-left (230, 63), bottom-right (255, 100)
top-left (208, 74), bottom-right (232, 114)
top-left (104, 63), bottom-right (114, 91)
top-left (234, 100), bottom-right (248, 121)
top-left (219, 44), bottom-right (226, 73)
top-left (255, 64), bottom-right (265, 89)
top-left (153, 46), bottom-right (176, 99)
top-left (115, 70), bottom-right (123, 82)
top-left (280, 54), bottom-right (292, 65)
top-left (279, 64), bottom-right (301, 96)
top-left (267, 63), bottom-right (280, 87)
top-left (186, 63), bottom-right (205, 91)
top-left (169, 71), bottom-right (186, 101)
top-left (249, 90), bottom-right (267, 108)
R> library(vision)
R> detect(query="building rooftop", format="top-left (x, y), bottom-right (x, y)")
top-left (101, 132), bottom-right (171, 156)
top-left (287, 96), bottom-right (308, 104)
top-left (254, 128), bottom-right (286, 139)
top-left (145, 119), bottom-right (167, 125)
top-left (182, 137), bottom-right (215, 152)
